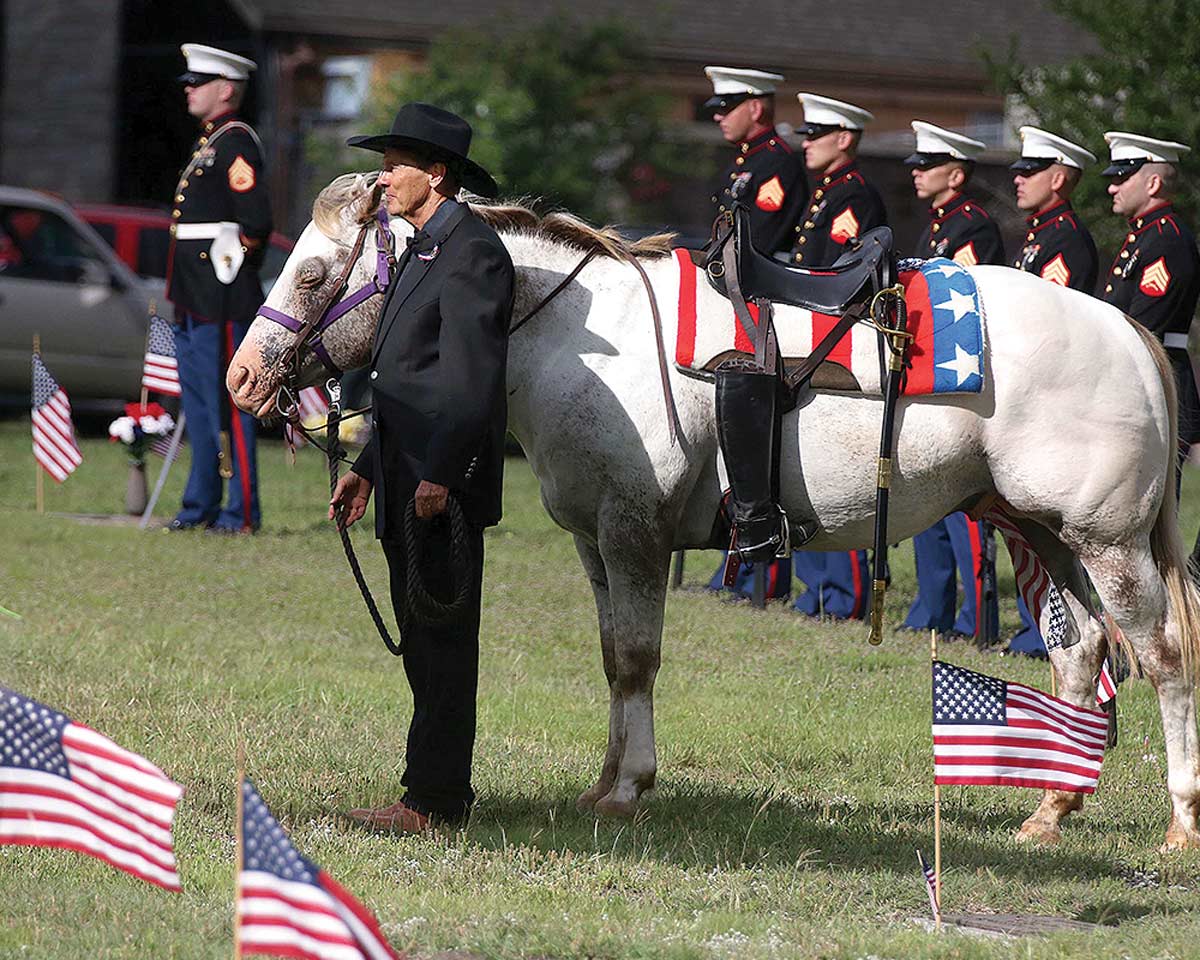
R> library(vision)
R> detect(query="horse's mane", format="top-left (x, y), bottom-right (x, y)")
top-left (468, 198), bottom-right (675, 260)
top-left (311, 173), bottom-right (675, 260)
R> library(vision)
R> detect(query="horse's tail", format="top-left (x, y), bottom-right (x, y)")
top-left (1129, 316), bottom-right (1200, 681)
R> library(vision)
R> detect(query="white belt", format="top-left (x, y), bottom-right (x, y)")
top-left (1164, 332), bottom-right (1190, 349)
top-left (173, 220), bottom-right (238, 241)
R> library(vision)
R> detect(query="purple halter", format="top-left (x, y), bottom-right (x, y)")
top-left (257, 205), bottom-right (394, 376)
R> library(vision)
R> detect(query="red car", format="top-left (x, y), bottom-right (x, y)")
top-left (74, 203), bottom-right (294, 300)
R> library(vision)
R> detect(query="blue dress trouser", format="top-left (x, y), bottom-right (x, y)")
top-left (793, 550), bottom-right (869, 620)
top-left (173, 311), bottom-right (260, 530)
top-left (903, 513), bottom-right (997, 637)
top-left (1007, 596), bottom-right (1048, 657)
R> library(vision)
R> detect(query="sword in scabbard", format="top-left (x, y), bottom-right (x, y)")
top-left (867, 283), bottom-right (909, 646)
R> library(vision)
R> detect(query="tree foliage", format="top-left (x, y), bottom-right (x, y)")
top-left (987, 0), bottom-right (1200, 251)
top-left (355, 16), bottom-right (685, 225)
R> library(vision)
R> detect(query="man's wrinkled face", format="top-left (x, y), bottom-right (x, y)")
top-left (379, 149), bottom-right (434, 221)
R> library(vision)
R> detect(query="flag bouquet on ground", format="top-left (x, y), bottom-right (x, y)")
top-left (237, 778), bottom-right (399, 960)
top-left (108, 401), bottom-right (177, 464)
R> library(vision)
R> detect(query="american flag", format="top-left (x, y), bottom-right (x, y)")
top-left (915, 849), bottom-right (939, 918)
top-left (238, 778), bottom-right (399, 960)
top-left (986, 507), bottom-right (1118, 705)
top-left (0, 686), bottom-right (184, 891)
top-left (284, 387), bottom-right (330, 449)
top-left (31, 354), bottom-right (83, 483)
top-left (933, 660), bottom-right (1108, 793)
top-left (142, 314), bottom-right (181, 396)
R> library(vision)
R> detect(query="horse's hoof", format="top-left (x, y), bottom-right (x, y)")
top-left (593, 790), bottom-right (639, 819)
top-left (575, 785), bottom-right (607, 813)
top-left (1161, 816), bottom-right (1200, 851)
top-left (1015, 818), bottom-right (1062, 846)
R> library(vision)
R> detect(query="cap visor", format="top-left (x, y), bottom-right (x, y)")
top-left (1009, 158), bottom-right (1052, 172)
top-left (1101, 159), bottom-right (1144, 177)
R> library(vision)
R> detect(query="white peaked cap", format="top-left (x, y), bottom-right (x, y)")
top-left (1104, 131), bottom-right (1190, 164)
top-left (703, 66), bottom-right (784, 96)
top-left (1013, 126), bottom-right (1097, 170)
top-left (908, 120), bottom-right (987, 162)
top-left (180, 43), bottom-right (257, 81)
top-left (798, 93), bottom-right (874, 131)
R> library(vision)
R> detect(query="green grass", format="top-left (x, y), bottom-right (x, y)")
top-left (2, 416), bottom-right (1200, 959)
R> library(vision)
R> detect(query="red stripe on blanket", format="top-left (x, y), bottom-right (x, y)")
top-left (674, 249), bottom-right (698, 367)
top-left (900, 269), bottom-right (934, 395)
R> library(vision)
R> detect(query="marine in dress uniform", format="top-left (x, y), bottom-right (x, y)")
top-left (166, 44), bottom-right (272, 532)
top-left (703, 67), bottom-right (808, 599)
top-left (1007, 127), bottom-right (1100, 657)
top-left (903, 122), bottom-right (1001, 640)
top-left (1101, 132), bottom-right (1200, 465)
top-left (704, 67), bottom-right (809, 257)
top-left (788, 94), bottom-right (887, 620)
top-left (1010, 127), bottom-right (1099, 295)
top-left (330, 104), bottom-right (513, 832)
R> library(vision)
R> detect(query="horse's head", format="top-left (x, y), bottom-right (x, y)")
top-left (227, 172), bottom-right (412, 417)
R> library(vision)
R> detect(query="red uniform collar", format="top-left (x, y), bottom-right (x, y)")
top-left (1025, 200), bottom-right (1075, 233)
top-left (817, 161), bottom-right (862, 191)
top-left (740, 127), bottom-right (791, 157)
top-left (929, 193), bottom-right (983, 225)
top-left (1127, 202), bottom-right (1175, 234)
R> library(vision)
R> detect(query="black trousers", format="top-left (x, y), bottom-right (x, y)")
top-left (381, 520), bottom-right (484, 821)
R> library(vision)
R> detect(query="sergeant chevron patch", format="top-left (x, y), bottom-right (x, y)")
top-left (755, 175), bottom-right (785, 212)
top-left (228, 155), bottom-right (256, 193)
top-left (1040, 252), bottom-right (1071, 287)
top-left (952, 241), bottom-right (979, 267)
top-left (830, 207), bottom-right (860, 244)
top-left (1139, 257), bottom-right (1171, 297)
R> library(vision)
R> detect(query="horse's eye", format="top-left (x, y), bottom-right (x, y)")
top-left (296, 257), bottom-right (328, 288)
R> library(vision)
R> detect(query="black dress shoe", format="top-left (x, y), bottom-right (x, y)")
top-left (205, 523), bottom-right (259, 536)
top-left (165, 518), bottom-right (207, 532)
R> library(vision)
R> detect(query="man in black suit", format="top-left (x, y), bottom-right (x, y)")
top-left (329, 103), bottom-right (514, 832)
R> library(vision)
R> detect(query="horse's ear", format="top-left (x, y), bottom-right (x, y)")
top-left (348, 173), bottom-right (383, 225)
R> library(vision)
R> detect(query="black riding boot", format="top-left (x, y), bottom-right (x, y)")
top-left (716, 367), bottom-right (815, 563)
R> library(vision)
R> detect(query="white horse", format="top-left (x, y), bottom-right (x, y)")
top-left (228, 174), bottom-right (1200, 850)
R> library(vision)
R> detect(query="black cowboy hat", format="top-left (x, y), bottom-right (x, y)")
top-left (347, 102), bottom-right (499, 198)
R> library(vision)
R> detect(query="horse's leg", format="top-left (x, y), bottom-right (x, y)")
top-left (1081, 540), bottom-right (1200, 850)
top-left (590, 525), bottom-right (670, 818)
top-left (1006, 522), bottom-right (1107, 845)
top-left (572, 535), bottom-right (623, 812)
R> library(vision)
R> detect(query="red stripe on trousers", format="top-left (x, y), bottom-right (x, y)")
top-left (966, 516), bottom-right (983, 637)
top-left (224, 320), bottom-right (253, 530)
top-left (849, 551), bottom-right (864, 619)
top-left (674, 249), bottom-right (697, 367)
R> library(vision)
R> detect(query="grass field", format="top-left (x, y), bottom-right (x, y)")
top-left (3, 415), bottom-right (1200, 959)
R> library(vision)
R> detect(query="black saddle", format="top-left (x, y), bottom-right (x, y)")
top-left (706, 200), bottom-right (895, 314)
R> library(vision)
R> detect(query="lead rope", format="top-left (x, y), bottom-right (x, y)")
top-left (325, 378), bottom-right (404, 656)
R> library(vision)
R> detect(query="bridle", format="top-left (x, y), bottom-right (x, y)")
top-left (258, 204), bottom-right (395, 420)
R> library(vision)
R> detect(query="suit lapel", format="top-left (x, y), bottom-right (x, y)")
top-left (372, 204), bottom-right (471, 364)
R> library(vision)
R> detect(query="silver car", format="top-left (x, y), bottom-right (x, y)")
top-left (0, 186), bottom-right (155, 409)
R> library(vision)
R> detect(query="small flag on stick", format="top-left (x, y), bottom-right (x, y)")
top-left (915, 848), bottom-right (939, 920)
top-left (0, 686), bottom-right (184, 890)
top-left (237, 778), bottom-right (399, 960)
top-left (284, 387), bottom-right (331, 449)
top-left (933, 660), bottom-right (1108, 793)
top-left (142, 313), bottom-right (181, 396)
top-left (31, 354), bottom-right (82, 483)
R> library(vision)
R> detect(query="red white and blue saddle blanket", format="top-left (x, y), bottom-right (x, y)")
top-left (672, 251), bottom-right (985, 397)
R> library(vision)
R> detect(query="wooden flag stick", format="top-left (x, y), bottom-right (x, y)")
top-left (234, 738), bottom-right (246, 960)
top-left (140, 301), bottom-right (156, 410)
top-left (33, 334), bottom-right (44, 514)
top-left (931, 628), bottom-right (942, 929)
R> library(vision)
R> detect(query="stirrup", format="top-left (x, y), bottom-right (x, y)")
top-left (733, 507), bottom-right (789, 564)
